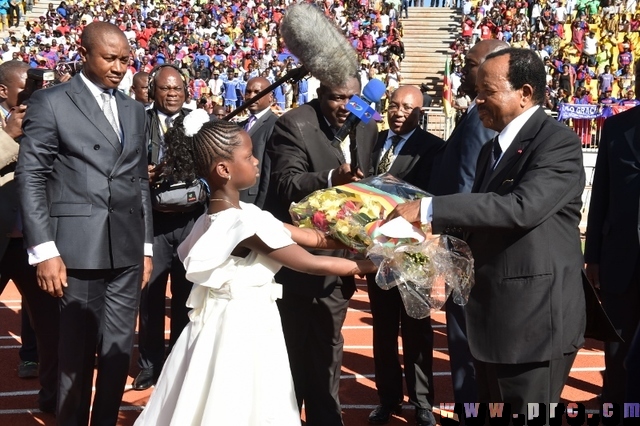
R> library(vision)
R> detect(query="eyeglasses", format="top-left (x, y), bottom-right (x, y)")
top-left (387, 103), bottom-right (416, 114)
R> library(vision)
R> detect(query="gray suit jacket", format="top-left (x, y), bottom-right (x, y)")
top-left (585, 106), bottom-right (640, 294)
top-left (239, 109), bottom-right (278, 208)
top-left (432, 108), bottom-right (586, 364)
top-left (16, 74), bottom-right (153, 270)
top-left (429, 106), bottom-right (497, 196)
top-left (0, 129), bottom-right (19, 260)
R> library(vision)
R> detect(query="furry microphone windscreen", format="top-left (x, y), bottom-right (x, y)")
top-left (280, 3), bottom-right (359, 88)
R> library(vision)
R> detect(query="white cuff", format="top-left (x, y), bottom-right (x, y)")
top-left (144, 243), bottom-right (153, 257)
top-left (327, 169), bottom-right (334, 188)
top-left (27, 241), bottom-right (60, 265)
top-left (420, 197), bottom-right (433, 224)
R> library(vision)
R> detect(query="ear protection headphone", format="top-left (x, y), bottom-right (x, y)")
top-left (148, 64), bottom-right (190, 99)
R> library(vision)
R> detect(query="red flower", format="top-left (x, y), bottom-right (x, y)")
top-left (312, 211), bottom-right (329, 232)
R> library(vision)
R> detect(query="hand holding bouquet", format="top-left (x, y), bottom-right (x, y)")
top-left (289, 174), bottom-right (474, 318)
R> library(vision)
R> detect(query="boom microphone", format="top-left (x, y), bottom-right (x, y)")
top-left (331, 79), bottom-right (386, 149)
top-left (280, 3), bottom-right (358, 88)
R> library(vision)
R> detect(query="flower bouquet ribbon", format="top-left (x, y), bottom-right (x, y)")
top-left (289, 174), bottom-right (475, 318)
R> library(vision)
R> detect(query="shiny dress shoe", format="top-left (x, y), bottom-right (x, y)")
top-left (368, 403), bottom-right (402, 424)
top-left (415, 408), bottom-right (436, 426)
top-left (132, 368), bottom-right (156, 390)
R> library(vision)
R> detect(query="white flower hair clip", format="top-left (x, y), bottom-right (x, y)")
top-left (183, 109), bottom-right (210, 137)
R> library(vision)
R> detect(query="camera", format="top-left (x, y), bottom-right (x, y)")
top-left (21, 68), bottom-right (57, 103)
top-left (55, 60), bottom-right (83, 76)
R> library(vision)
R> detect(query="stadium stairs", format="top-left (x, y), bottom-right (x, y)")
top-left (400, 6), bottom-right (462, 104)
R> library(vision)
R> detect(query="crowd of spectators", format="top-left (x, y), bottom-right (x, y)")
top-left (450, 0), bottom-right (640, 121)
top-left (0, 0), bottom-right (407, 118)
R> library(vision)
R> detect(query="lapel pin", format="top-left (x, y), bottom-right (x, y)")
top-left (517, 149), bottom-right (523, 154)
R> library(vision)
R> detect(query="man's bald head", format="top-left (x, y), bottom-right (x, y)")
top-left (387, 85), bottom-right (423, 135)
top-left (78, 22), bottom-right (130, 90)
top-left (80, 22), bottom-right (128, 53)
top-left (460, 39), bottom-right (509, 98)
top-left (132, 71), bottom-right (150, 105)
top-left (245, 76), bottom-right (273, 114)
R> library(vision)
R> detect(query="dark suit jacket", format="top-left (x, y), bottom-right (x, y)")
top-left (585, 107), bottom-right (640, 294)
top-left (265, 99), bottom-right (378, 297)
top-left (16, 74), bottom-right (153, 270)
top-left (431, 108), bottom-right (586, 364)
top-left (371, 128), bottom-right (444, 191)
top-left (429, 106), bottom-right (497, 196)
top-left (239, 109), bottom-right (278, 208)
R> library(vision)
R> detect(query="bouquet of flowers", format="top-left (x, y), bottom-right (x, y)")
top-left (289, 174), bottom-right (428, 252)
top-left (289, 174), bottom-right (474, 318)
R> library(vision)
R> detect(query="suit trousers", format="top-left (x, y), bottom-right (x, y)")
top-left (474, 351), bottom-right (577, 415)
top-left (19, 306), bottom-right (38, 363)
top-left (137, 208), bottom-right (200, 371)
top-left (445, 297), bottom-right (478, 403)
top-left (366, 274), bottom-right (434, 409)
top-left (58, 264), bottom-right (142, 426)
top-left (277, 283), bottom-right (354, 426)
top-left (0, 238), bottom-right (59, 411)
top-left (601, 260), bottom-right (640, 403)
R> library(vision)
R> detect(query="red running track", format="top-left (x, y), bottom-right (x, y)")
top-left (0, 280), bottom-right (603, 425)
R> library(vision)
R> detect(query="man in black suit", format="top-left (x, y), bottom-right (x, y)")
top-left (265, 75), bottom-right (377, 426)
top-left (134, 64), bottom-right (204, 390)
top-left (367, 85), bottom-right (443, 426)
top-left (388, 48), bottom-right (586, 413)
top-left (0, 61), bottom-right (59, 414)
top-left (428, 39), bottom-right (508, 404)
top-left (239, 76), bottom-right (278, 208)
top-left (16, 22), bottom-right (153, 425)
top-left (584, 67), bottom-right (640, 403)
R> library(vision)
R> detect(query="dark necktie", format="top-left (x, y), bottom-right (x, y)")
top-left (378, 135), bottom-right (402, 174)
top-left (491, 136), bottom-right (502, 170)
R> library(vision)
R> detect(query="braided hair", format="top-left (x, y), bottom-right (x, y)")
top-left (163, 118), bottom-right (243, 183)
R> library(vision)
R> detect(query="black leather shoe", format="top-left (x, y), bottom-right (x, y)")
top-left (415, 408), bottom-right (436, 426)
top-left (368, 403), bottom-right (402, 424)
top-left (132, 368), bottom-right (156, 390)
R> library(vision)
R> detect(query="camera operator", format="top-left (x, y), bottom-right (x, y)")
top-left (133, 64), bottom-right (207, 391)
top-left (0, 60), bottom-right (59, 415)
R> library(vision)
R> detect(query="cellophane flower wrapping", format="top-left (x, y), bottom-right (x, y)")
top-left (289, 173), bottom-right (474, 318)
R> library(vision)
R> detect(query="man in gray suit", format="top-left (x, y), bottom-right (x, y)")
top-left (239, 76), bottom-right (278, 208)
top-left (389, 48), bottom-right (586, 413)
top-left (16, 22), bottom-right (153, 425)
top-left (0, 61), bottom-right (59, 415)
top-left (428, 39), bottom-right (508, 404)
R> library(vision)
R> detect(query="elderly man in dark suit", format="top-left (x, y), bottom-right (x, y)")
top-left (0, 62), bottom-right (60, 415)
top-left (388, 48), bottom-right (586, 413)
top-left (428, 39), bottom-right (508, 404)
top-left (265, 75), bottom-right (377, 426)
top-left (367, 85), bottom-right (444, 426)
top-left (584, 66), bottom-right (640, 403)
top-left (16, 22), bottom-right (153, 425)
top-left (239, 76), bottom-right (278, 208)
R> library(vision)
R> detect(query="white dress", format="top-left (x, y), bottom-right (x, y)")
top-left (134, 203), bottom-right (301, 426)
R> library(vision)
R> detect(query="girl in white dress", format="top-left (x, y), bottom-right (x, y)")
top-left (134, 109), bottom-right (376, 426)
